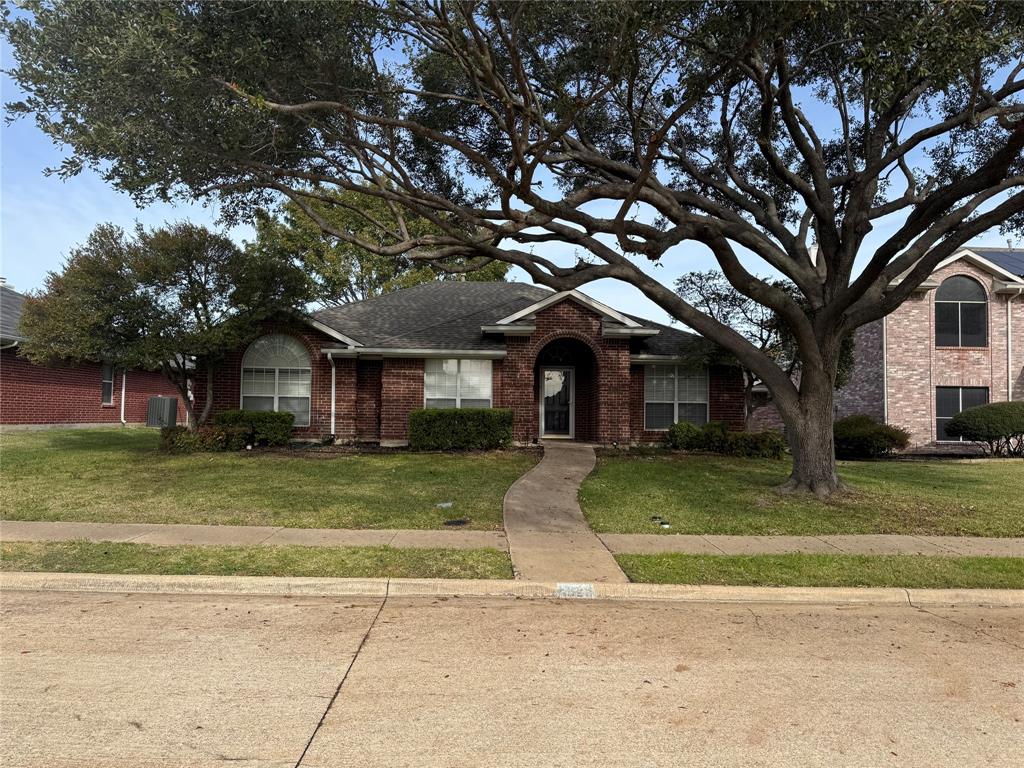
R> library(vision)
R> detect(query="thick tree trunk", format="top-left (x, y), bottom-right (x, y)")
top-left (198, 362), bottom-right (215, 426)
top-left (775, 362), bottom-right (844, 498)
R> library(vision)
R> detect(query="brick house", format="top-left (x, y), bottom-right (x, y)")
top-left (192, 281), bottom-right (745, 445)
top-left (835, 247), bottom-right (1024, 448)
top-left (1, 283), bottom-right (185, 427)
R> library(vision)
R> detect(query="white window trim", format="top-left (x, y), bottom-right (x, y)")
top-left (643, 365), bottom-right (710, 432)
top-left (935, 385), bottom-right (989, 443)
top-left (423, 358), bottom-right (493, 409)
top-left (935, 281), bottom-right (988, 349)
top-left (101, 362), bottom-right (115, 405)
top-left (239, 367), bottom-right (313, 427)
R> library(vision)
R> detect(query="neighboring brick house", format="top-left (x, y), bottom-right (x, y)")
top-left (192, 281), bottom-right (745, 445)
top-left (835, 247), bottom-right (1024, 448)
top-left (1, 283), bottom-right (185, 427)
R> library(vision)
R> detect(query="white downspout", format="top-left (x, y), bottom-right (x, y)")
top-left (881, 315), bottom-right (888, 423)
top-left (1009, 289), bottom-right (1023, 401)
top-left (119, 370), bottom-right (127, 425)
top-left (327, 352), bottom-right (336, 436)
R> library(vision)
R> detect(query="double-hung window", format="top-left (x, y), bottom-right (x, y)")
top-left (644, 364), bottom-right (708, 431)
top-left (935, 386), bottom-right (988, 441)
top-left (240, 335), bottom-right (312, 427)
top-left (424, 359), bottom-right (492, 409)
top-left (101, 362), bottom-right (114, 405)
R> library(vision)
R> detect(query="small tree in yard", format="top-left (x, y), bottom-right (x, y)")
top-left (19, 222), bottom-right (312, 428)
top-left (6, 1), bottom-right (1024, 495)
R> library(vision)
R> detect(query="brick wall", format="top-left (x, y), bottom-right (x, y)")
top-left (191, 320), bottom-right (354, 440)
top-left (1, 348), bottom-right (184, 426)
top-left (379, 358), bottom-right (424, 444)
top-left (355, 359), bottom-right (382, 441)
top-left (835, 320), bottom-right (885, 421)
top-left (884, 260), bottom-right (1024, 447)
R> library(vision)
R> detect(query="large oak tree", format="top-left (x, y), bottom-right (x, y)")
top-left (6, 1), bottom-right (1024, 494)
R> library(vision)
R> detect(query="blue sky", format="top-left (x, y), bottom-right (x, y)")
top-left (2, 36), bottom-right (1016, 326)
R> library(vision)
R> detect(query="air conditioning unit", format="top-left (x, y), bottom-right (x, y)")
top-left (146, 396), bottom-right (178, 428)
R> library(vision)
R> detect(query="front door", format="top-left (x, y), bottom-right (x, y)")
top-left (541, 367), bottom-right (573, 437)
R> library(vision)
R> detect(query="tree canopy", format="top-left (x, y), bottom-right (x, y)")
top-left (6, 0), bottom-right (1023, 493)
top-left (19, 221), bottom-right (312, 426)
top-left (251, 190), bottom-right (508, 305)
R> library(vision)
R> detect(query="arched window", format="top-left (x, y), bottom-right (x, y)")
top-left (935, 276), bottom-right (987, 347)
top-left (240, 335), bottom-right (311, 427)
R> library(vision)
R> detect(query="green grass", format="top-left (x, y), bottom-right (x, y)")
top-left (0, 428), bottom-right (537, 530)
top-left (581, 453), bottom-right (1024, 536)
top-left (616, 553), bottom-right (1024, 588)
top-left (0, 541), bottom-right (513, 580)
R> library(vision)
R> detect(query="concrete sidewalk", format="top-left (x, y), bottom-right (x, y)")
top-left (600, 532), bottom-right (1024, 557)
top-left (4, 520), bottom-right (1023, 558)
top-left (502, 441), bottom-right (627, 583)
top-left (3, 584), bottom-right (1021, 767)
top-left (0, 520), bottom-right (507, 551)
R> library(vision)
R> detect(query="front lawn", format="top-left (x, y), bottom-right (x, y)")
top-left (0, 428), bottom-right (537, 530)
top-left (581, 453), bottom-right (1024, 536)
top-left (616, 553), bottom-right (1024, 589)
top-left (0, 541), bottom-right (513, 580)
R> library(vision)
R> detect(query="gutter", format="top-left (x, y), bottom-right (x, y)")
top-left (320, 347), bottom-right (506, 360)
top-left (0, 340), bottom-right (19, 351)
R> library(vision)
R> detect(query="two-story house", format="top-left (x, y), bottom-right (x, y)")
top-left (836, 247), bottom-right (1024, 448)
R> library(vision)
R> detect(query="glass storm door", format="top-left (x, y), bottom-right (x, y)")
top-left (541, 368), bottom-right (573, 437)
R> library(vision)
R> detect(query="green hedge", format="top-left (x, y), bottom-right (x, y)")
top-left (408, 408), bottom-right (514, 451)
top-left (945, 401), bottom-right (1024, 456)
top-left (833, 415), bottom-right (910, 459)
top-left (160, 425), bottom-right (249, 453)
top-left (213, 409), bottom-right (294, 446)
top-left (666, 421), bottom-right (787, 459)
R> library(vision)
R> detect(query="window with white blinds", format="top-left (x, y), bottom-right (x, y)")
top-left (240, 335), bottom-right (311, 427)
top-left (643, 364), bottom-right (709, 430)
top-left (424, 359), bottom-right (493, 409)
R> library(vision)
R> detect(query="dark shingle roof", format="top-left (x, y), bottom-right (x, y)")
top-left (0, 285), bottom-right (26, 342)
top-left (313, 281), bottom-right (553, 350)
top-left (970, 248), bottom-right (1024, 278)
top-left (312, 281), bottom-right (708, 357)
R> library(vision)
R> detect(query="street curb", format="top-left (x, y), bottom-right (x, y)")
top-left (2, 572), bottom-right (1022, 607)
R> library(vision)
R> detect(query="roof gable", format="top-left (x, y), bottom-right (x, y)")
top-left (932, 249), bottom-right (1024, 283)
top-left (493, 290), bottom-right (643, 328)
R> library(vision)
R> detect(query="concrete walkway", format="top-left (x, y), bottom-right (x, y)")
top-left (0, 520), bottom-right (506, 551)
top-left (600, 533), bottom-right (1024, 558)
top-left (4, 520), bottom-right (1022, 559)
top-left (502, 441), bottom-right (628, 583)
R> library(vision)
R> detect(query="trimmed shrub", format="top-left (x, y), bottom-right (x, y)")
top-left (159, 425), bottom-right (249, 453)
top-left (666, 421), bottom-right (786, 459)
top-left (408, 408), bottom-right (514, 451)
top-left (833, 415), bottom-right (910, 459)
top-left (666, 421), bottom-right (702, 450)
top-left (945, 401), bottom-right (1024, 456)
top-left (213, 409), bottom-right (294, 446)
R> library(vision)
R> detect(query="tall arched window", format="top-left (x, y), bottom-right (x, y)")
top-left (240, 334), bottom-right (312, 426)
top-left (935, 275), bottom-right (987, 347)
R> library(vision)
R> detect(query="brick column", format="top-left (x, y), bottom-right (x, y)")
top-left (597, 339), bottom-right (632, 443)
top-left (379, 358), bottom-right (424, 444)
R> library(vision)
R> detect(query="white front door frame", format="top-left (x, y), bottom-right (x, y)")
top-left (539, 365), bottom-right (575, 439)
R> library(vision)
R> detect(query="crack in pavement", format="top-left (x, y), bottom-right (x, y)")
top-left (904, 589), bottom-right (1023, 651)
top-left (293, 581), bottom-right (391, 767)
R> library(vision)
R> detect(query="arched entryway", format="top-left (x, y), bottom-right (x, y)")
top-left (534, 337), bottom-right (598, 441)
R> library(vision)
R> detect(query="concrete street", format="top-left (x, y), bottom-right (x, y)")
top-left (2, 588), bottom-right (1022, 767)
